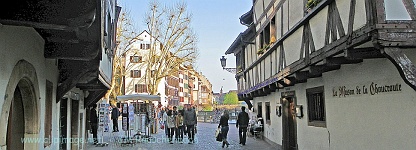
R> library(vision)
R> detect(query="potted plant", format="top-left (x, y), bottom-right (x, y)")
top-left (257, 48), bottom-right (265, 55)
top-left (306, 0), bottom-right (321, 12)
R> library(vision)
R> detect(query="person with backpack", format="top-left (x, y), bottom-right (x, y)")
top-left (236, 106), bottom-right (249, 145)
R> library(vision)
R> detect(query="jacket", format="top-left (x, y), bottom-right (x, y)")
top-left (167, 115), bottom-right (176, 128)
top-left (111, 107), bottom-right (120, 120)
top-left (90, 108), bottom-right (98, 123)
top-left (183, 108), bottom-right (197, 125)
top-left (237, 111), bottom-right (249, 127)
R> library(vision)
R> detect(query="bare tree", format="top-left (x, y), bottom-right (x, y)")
top-left (104, 10), bottom-right (141, 104)
top-left (144, 1), bottom-right (199, 95)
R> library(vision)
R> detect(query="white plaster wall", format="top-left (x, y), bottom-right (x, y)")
top-left (0, 25), bottom-right (59, 150)
top-left (283, 27), bottom-right (302, 65)
top-left (288, 0), bottom-right (304, 29)
top-left (250, 58), bottom-right (416, 149)
top-left (309, 7), bottom-right (328, 50)
top-left (321, 59), bottom-right (416, 150)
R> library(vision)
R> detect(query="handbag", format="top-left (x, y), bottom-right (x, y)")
top-left (215, 128), bottom-right (222, 142)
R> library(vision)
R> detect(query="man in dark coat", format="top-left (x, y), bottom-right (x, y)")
top-left (111, 104), bottom-right (120, 132)
top-left (89, 104), bottom-right (98, 144)
top-left (183, 105), bottom-right (197, 144)
top-left (236, 106), bottom-right (249, 145)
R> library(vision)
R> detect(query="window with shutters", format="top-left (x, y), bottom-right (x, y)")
top-left (135, 84), bottom-right (148, 93)
top-left (130, 56), bottom-right (142, 63)
top-left (131, 70), bottom-right (141, 78)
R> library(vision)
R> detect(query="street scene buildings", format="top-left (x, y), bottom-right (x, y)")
top-left (0, 0), bottom-right (416, 150)
top-left (0, 0), bottom-right (120, 149)
top-left (224, 0), bottom-right (416, 150)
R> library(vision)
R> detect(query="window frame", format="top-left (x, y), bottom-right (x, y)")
top-left (131, 70), bottom-right (141, 78)
top-left (306, 86), bottom-right (326, 127)
top-left (265, 102), bottom-right (271, 124)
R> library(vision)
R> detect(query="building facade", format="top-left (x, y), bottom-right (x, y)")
top-left (0, 0), bottom-right (120, 149)
top-left (226, 0), bottom-right (416, 149)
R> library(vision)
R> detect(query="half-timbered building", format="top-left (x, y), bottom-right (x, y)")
top-left (225, 0), bottom-right (416, 149)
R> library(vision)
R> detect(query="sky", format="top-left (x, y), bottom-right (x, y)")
top-left (118, 0), bottom-right (253, 93)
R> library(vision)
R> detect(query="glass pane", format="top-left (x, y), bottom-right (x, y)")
top-left (385, 0), bottom-right (411, 20)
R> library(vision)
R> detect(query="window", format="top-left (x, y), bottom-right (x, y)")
top-left (140, 43), bottom-right (151, 49)
top-left (135, 84), bottom-right (147, 93)
top-left (180, 97), bottom-right (184, 102)
top-left (184, 83), bottom-right (188, 89)
top-left (151, 70), bottom-right (156, 76)
top-left (265, 102), bottom-right (271, 124)
top-left (130, 56), bottom-right (142, 63)
top-left (44, 80), bottom-right (53, 147)
top-left (257, 102), bottom-right (262, 117)
top-left (306, 86), bottom-right (326, 127)
top-left (131, 70), bottom-right (141, 78)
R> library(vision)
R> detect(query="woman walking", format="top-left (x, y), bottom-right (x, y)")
top-left (218, 110), bottom-right (230, 148)
top-left (175, 110), bottom-right (184, 143)
top-left (166, 110), bottom-right (176, 144)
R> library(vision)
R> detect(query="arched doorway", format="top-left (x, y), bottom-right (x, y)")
top-left (0, 60), bottom-right (40, 150)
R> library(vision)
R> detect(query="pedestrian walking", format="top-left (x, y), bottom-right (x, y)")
top-left (163, 107), bottom-right (169, 137)
top-left (166, 110), bottom-right (176, 144)
top-left (172, 106), bottom-right (178, 141)
top-left (175, 109), bottom-right (185, 143)
top-left (184, 104), bottom-right (197, 144)
top-left (236, 106), bottom-right (249, 145)
top-left (89, 104), bottom-right (98, 144)
top-left (218, 110), bottom-right (230, 148)
top-left (111, 104), bottom-right (120, 132)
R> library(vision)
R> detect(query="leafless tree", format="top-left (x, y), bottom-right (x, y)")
top-left (143, 0), bottom-right (199, 95)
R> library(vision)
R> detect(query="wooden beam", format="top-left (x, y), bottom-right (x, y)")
top-left (308, 64), bottom-right (341, 76)
top-left (294, 71), bottom-right (309, 82)
top-left (269, 82), bottom-right (278, 92)
top-left (323, 57), bottom-right (363, 66)
top-left (263, 86), bottom-right (271, 95)
top-left (345, 48), bottom-right (384, 59)
top-left (383, 47), bottom-right (416, 91)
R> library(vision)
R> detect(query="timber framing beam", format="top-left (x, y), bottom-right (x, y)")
top-left (345, 48), bottom-right (384, 59)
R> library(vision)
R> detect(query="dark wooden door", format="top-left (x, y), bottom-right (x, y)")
top-left (282, 97), bottom-right (297, 150)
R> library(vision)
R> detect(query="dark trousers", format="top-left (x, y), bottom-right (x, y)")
top-left (239, 127), bottom-right (248, 144)
top-left (221, 126), bottom-right (229, 141)
top-left (176, 126), bottom-right (184, 141)
top-left (112, 119), bottom-right (118, 131)
top-left (167, 128), bottom-right (175, 141)
top-left (90, 123), bottom-right (98, 143)
top-left (186, 125), bottom-right (195, 141)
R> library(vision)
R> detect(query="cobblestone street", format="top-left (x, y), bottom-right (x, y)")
top-left (86, 122), bottom-right (276, 150)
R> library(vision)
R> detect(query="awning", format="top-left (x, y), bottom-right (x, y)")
top-left (116, 94), bottom-right (160, 102)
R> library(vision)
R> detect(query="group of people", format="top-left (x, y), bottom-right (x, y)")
top-left (161, 105), bottom-right (197, 144)
top-left (218, 106), bottom-right (264, 148)
top-left (89, 103), bottom-right (262, 147)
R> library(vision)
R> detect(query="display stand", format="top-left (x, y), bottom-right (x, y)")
top-left (96, 103), bottom-right (109, 147)
top-left (119, 103), bottom-right (135, 146)
top-left (115, 94), bottom-right (161, 144)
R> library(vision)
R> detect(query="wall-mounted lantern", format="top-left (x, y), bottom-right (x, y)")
top-left (276, 105), bottom-right (282, 117)
top-left (220, 56), bottom-right (236, 74)
top-left (295, 105), bottom-right (303, 118)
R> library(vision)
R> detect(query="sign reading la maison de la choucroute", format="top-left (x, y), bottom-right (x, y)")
top-left (332, 81), bottom-right (402, 98)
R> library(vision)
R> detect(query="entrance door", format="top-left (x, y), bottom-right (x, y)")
top-left (282, 97), bottom-right (297, 150)
top-left (7, 87), bottom-right (24, 150)
top-left (60, 98), bottom-right (68, 150)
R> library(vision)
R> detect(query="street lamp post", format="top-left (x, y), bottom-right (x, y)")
top-left (220, 56), bottom-right (236, 74)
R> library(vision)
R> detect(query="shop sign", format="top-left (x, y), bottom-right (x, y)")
top-left (332, 82), bottom-right (402, 97)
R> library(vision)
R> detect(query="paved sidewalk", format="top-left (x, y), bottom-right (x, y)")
top-left (86, 122), bottom-right (276, 150)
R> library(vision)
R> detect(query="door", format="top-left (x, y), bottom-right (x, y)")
top-left (282, 97), bottom-right (297, 150)
top-left (60, 98), bottom-right (68, 150)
